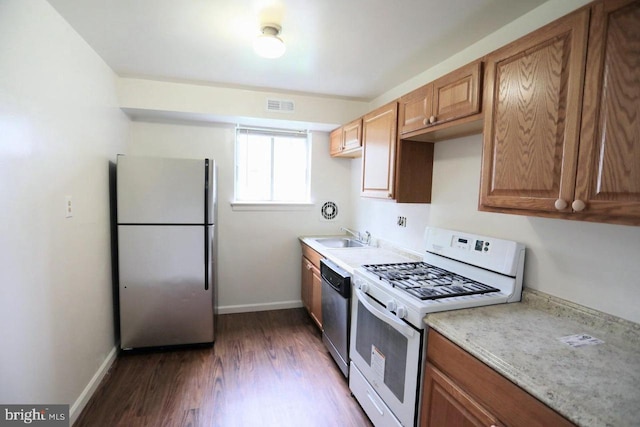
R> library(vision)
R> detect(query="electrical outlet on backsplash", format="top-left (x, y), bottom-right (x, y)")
top-left (397, 216), bottom-right (407, 227)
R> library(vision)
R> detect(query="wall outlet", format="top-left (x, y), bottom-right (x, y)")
top-left (397, 216), bottom-right (407, 227)
top-left (65, 196), bottom-right (73, 218)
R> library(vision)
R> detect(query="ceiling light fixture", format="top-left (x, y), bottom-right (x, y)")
top-left (253, 24), bottom-right (286, 59)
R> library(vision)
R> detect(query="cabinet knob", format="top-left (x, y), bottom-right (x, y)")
top-left (572, 199), bottom-right (586, 212)
top-left (306, 263), bottom-right (311, 270)
top-left (554, 199), bottom-right (568, 210)
top-left (429, 115), bottom-right (436, 124)
top-left (423, 118), bottom-right (429, 126)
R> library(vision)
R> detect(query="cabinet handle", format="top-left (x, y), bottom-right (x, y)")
top-left (306, 262), bottom-right (311, 270)
top-left (429, 115), bottom-right (436, 124)
top-left (554, 199), bottom-right (568, 210)
top-left (572, 199), bottom-right (586, 212)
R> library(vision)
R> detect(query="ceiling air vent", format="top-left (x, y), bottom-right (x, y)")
top-left (266, 98), bottom-right (295, 113)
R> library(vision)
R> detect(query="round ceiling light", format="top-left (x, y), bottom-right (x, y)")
top-left (253, 24), bottom-right (286, 59)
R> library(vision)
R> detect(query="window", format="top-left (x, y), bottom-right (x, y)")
top-left (234, 127), bottom-right (311, 204)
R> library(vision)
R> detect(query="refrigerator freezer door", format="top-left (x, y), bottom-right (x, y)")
top-left (118, 225), bottom-right (214, 349)
top-left (117, 156), bottom-right (213, 225)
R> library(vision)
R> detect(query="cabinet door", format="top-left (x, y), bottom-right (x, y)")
top-left (480, 9), bottom-right (590, 212)
top-left (399, 84), bottom-right (434, 134)
top-left (574, 0), bottom-right (640, 220)
top-left (301, 257), bottom-right (312, 312)
top-left (432, 61), bottom-right (482, 125)
top-left (362, 102), bottom-right (398, 199)
top-left (329, 127), bottom-right (343, 157)
top-left (310, 264), bottom-right (322, 328)
top-left (421, 364), bottom-right (499, 427)
top-left (342, 118), bottom-right (363, 153)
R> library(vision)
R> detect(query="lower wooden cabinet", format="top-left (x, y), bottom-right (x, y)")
top-left (422, 364), bottom-right (499, 427)
top-left (300, 243), bottom-right (322, 328)
top-left (421, 330), bottom-right (574, 427)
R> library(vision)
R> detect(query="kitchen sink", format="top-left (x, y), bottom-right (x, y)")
top-left (314, 237), bottom-right (366, 248)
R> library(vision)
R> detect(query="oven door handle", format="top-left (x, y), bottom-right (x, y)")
top-left (354, 289), bottom-right (415, 338)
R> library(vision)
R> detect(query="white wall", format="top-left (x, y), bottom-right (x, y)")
top-left (0, 0), bottom-right (129, 421)
top-left (128, 120), bottom-right (352, 312)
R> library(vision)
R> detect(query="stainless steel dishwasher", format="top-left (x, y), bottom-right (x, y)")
top-left (320, 259), bottom-right (351, 378)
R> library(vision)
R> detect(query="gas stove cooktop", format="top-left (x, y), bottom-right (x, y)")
top-left (362, 261), bottom-right (501, 301)
top-left (353, 227), bottom-right (526, 323)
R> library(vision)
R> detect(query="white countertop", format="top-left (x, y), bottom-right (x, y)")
top-left (425, 289), bottom-right (640, 427)
top-left (299, 235), bottom-right (421, 273)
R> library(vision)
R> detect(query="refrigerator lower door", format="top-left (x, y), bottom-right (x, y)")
top-left (118, 225), bottom-right (214, 349)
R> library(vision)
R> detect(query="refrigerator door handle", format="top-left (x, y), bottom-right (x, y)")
top-left (204, 159), bottom-right (210, 225)
top-left (204, 225), bottom-right (209, 291)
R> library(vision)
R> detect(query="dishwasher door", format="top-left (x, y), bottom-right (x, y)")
top-left (320, 259), bottom-right (351, 378)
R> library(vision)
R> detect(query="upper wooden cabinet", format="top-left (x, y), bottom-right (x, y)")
top-left (574, 0), bottom-right (640, 221)
top-left (362, 102), bottom-right (398, 199)
top-left (480, 8), bottom-right (590, 213)
top-left (480, 0), bottom-right (640, 225)
top-left (330, 118), bottom-right (363, 158)
top-left (399, 61), bottom-right (483, 141)
top-left (361, 101), bottom-right (434, 202)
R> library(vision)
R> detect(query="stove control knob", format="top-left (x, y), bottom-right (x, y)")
top-left (359, 282), bottom-right (369, 293)
top-left (386, 300), bottom-right (397, 312)
top-left (396, 306), bottom-right (408, 319)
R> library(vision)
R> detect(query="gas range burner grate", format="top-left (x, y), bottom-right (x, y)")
top-left (362, 262), bottom-right (500, 301)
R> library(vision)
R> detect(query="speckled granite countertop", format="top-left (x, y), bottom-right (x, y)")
top-left (425, 289), bottom-right (640, 427)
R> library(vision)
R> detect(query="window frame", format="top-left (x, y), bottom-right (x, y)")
top-left (232, 126), bottom-right (312, 210)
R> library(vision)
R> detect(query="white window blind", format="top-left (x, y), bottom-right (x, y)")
top-left (235, 127), bottom-right (311, 203)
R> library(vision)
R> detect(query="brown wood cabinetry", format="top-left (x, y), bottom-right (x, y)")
top-left (399, 61), bottom-right (483, 142)
top-left (300, 243), bottom-right (322, 328)
top-left (480, 1), bottom-right (640, 225)
top-left (421, 329), bottom-right (574, 427)
top-left (330, 118), bottom-right (363, 158)
top-left (574, 0), bottom-right (640, 221)
top-left (361, 101), bottom-right (434, 202)
top-left (362, 102), bottom-right (399, 199)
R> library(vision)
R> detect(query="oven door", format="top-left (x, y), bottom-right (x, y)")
top-left (350, 287), bottom-right (423, 427)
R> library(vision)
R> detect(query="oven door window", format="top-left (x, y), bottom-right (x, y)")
top-left (355, 300), bottom-right (408, 401)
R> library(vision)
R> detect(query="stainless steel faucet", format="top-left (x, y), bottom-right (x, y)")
top-left (340, 227), bottom-right (360, 240)
top-left (340, 227), bottom-right (371, 245)
top-left (363, 231), bottom-right (371, 245)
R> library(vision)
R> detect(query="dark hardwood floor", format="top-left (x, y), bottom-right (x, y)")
top-left (75, 308), bottom-right (373, 427)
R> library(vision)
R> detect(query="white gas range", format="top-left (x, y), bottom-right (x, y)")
top-left (349, 227), bottom-right (525, 427)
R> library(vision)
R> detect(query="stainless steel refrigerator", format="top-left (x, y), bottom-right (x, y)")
top-left (116, 155), bottom-right (216, 350)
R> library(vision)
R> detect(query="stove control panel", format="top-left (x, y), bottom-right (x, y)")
top-left (453, 235), bottom-right (491, 253)
top-left (426, 227), bottom-right (525, 277)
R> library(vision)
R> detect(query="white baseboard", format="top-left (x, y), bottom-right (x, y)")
top-left (218, 300), bottom-right (303, 314)
top-left (70, 345), bottom-right (118, 426)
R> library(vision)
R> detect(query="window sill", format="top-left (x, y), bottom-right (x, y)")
top-left (230, 201), bottom-right (314, 212)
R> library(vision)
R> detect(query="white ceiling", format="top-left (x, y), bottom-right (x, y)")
top-left (47, 0), bottom-right (547, 100)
